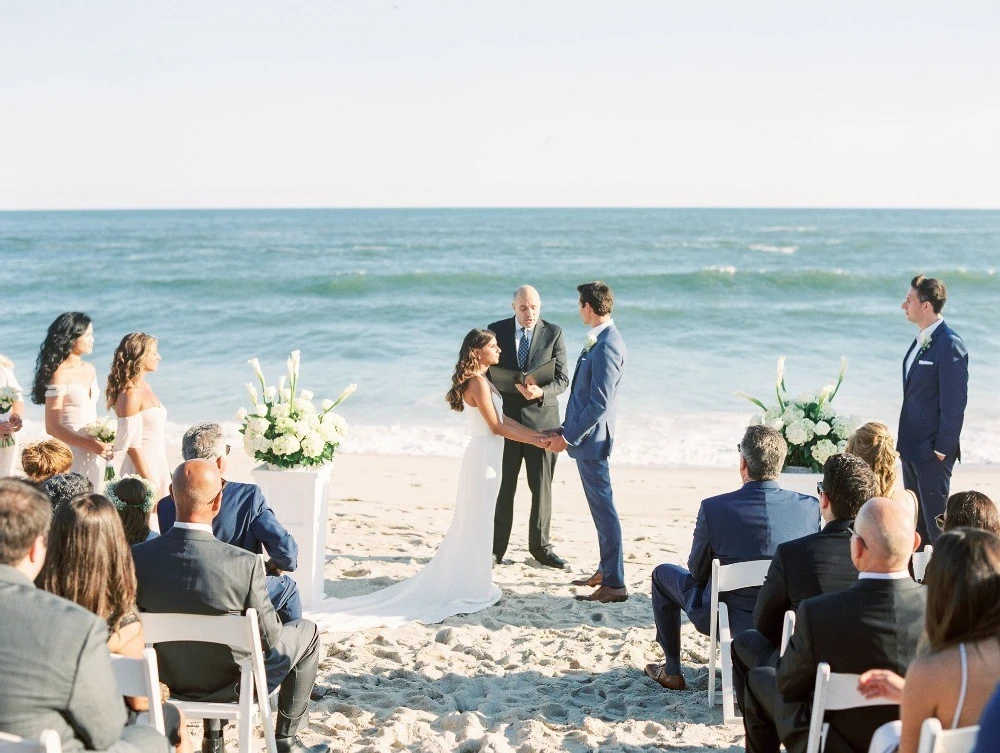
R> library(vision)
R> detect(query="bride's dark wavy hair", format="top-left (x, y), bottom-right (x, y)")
top-left (32, 312), bottom-right (93, 405)
top-left (445, 329), bottom-right (495, 413)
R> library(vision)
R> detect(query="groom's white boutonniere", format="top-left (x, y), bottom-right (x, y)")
top-left (916, 329), bottom-right (933, 356)
top-left (581, 333), bottom-right (598, 356)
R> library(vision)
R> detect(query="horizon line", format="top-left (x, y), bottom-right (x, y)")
top-left (2, 205), bottom-right (999, 213)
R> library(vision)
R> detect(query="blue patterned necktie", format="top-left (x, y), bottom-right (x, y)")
top-left (518, 329), bottom-right (530, 371)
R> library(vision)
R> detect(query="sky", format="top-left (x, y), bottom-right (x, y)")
top-left (2, 1), bottom-right (998, 210)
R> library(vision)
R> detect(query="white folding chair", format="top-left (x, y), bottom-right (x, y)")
top-left (806, 662), bottom-right (897, 753)
top-left (0, 731), bottom-right (61, 753)
top-left (780, 609), bottom-right (796, 657)
top-left (916, 718), bottom-right (979, 753)
top-left (912, 545), bottom-right (934, 583)
top-left (707, 557), bottom-right (772, 725)
top-left (142, 608), bottom-right (277, 753)
top-left (111, 648), bottom-right (166, 734)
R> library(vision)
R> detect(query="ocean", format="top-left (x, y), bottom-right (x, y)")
top-left (1, 208), bottom-right (998, 467)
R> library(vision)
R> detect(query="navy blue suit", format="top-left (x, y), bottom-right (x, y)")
top-left (897, 319), bottom-right (968, 544)
top-left (563, 323), bottom-right (627, 588)
top-left (651, 480), bottom-right (819, 673)
top-left (158, 480), bottom-right (302, 622)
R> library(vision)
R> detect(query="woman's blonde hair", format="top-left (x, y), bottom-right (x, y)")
top-left (106, 332), bottom-right (156, 410)
top-left (846, 422), bottom-right (899, 498)
top-left (21, 439), bottom-right (74, 482)
top-left (445, 329), bottom-right (495, 412)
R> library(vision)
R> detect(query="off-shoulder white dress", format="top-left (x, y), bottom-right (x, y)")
top-left (45, 379), bottom-right (106, 491)
top-left (115, 404), bottom-right (170, 499)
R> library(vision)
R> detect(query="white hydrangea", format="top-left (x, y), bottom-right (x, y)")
top-left (243, 432), bottom-right (271, 455)
top-left (813, 420), bottom-right (831, 437)
top-left (293, 397), bottom-right (317, 415)
top-left (271, 434), bottom-right (301, 456)
top-left (785, 421), bottom-right (810, 446)
top-left (811, 438), bottom-right (838, 467)
top-left (764, 406), bottom-right (783, 423)
top-left (782, 404), bottom-right (805, 422)
top-left (817, 401), bottom-right (835, 420)
top-left (251, 403), bottom-right (268, 418)
top-left (247, 416), bottom-right (270, 434)
top-left (293, 419), bottom-right (316, 439)
top-left (274, 416), bottom-right (296, 435)
top-left (832, 416), bottom-right (859, 439)
top-left (300, 432), bottom-right (325, 458)
top-left (768, 418), bottom-right (785, 431)
top-left (322, 412), bottom-right (349, 437)
top-left (796, 392), bottom-right (816, 405)
top-left (270, 403), bottom-right (290, 420)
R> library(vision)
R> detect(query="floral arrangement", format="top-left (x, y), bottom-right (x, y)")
top-left (0, 385), bottom-right (20, 448)
top-left (239, 350), bottom-right (356, 470)
top-left (84, 417), bottom-right (118, 480)
top-left (738, 357), bottom-right (859, 472)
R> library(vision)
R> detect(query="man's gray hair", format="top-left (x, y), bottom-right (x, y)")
top-left (182, 422), bottom-right (226, 461)
top-left (740, 424), bottom-right (787, 480)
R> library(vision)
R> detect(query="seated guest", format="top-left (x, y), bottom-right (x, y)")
top-left (732, 453), bottom-right (878, 707)
top-left (21, 438), bottom-right (74, 483)
top-left (846, 422), bottom-right (900, 499)
top-left (971, 681), bottom-right (1000, 753)
top-left (157, 423), bottom-right (301, 623)
top-left (107, 475), bottom-right (159, 545)
top-left (644, 425), bottom-right (819, 691)
top-left (38, 493), bottom-right (189, 753)
top-left (0, 478), bottom-right (168, 753)
top-left (41, 471), bottom-right (92, 509)
top-left (742, 497), bottom-right (925, 753)
top-left (860, 528), bottom-right (1000, 753)
top-left (939, 490), bottom-right (1000, 535)
top-left (133, 460), bottom-right (328, 753)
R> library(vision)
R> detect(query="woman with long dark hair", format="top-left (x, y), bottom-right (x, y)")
top-left (309, 328), bottom-right (550, 630)
top-left (859, 528), bottom-right (1000, 752)
top-left (39, 493), bottom-right (190, 753)
top-left (32, 313), bottom-right (112, 490)
top-left (106, 333), bottom-right (169, 499)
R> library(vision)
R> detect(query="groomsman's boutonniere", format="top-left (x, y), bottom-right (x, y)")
top-left (916, 329), bottom-right (933, 356)
top-left (581, 333), bottom-right (598, 356)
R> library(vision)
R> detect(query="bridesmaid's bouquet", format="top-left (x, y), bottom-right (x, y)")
top-left (238, 350), bottom-right (356, 470)
top-left (84, 417), bottom-right (118, 480)
top-left (737, 357), bottom-right (859, 472)
top-left (0, 386), bottom-right (21, 448)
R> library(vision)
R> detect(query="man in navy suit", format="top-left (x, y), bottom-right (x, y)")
top-left (898, 274), bottom-right (969, 545)
top-left (643, 425), bottom-right (819, 691)
top-left (158, 423), bottom-right (302, 624)
top-left (546, 281), bottom-right (628, 604)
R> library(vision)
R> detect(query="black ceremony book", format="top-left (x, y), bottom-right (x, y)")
top-left (488, 359), bottom-right (557, 393)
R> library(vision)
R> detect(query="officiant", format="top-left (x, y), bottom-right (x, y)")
top-left (488, 285), bottom-right (570, 569)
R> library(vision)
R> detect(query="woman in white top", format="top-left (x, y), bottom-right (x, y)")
top-left (31, 312), bottom-right (113, 490)
top-left (859, 528), bottom-right (1000, 753)
top-left (0, 355), bottom-right (25, 477)
top-left (106, 333), bottom-right (170, 501)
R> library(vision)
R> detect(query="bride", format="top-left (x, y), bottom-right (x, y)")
top-left (308, 328), bottom-right (551, 631)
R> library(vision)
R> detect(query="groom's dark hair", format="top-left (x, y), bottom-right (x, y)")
top-left (740, 425), bottom-right (786, 480)
top-left (578, 281), bottom-right (614, 316)
top-left (911, 274), bottom-right (947, 314)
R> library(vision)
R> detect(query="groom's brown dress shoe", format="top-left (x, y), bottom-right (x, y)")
top-left (644, 663), bottom-right (687, 691)
top-left (571, 571), bottom-right (603, 587)
top-left (575, 585), bottom-right (627, 603)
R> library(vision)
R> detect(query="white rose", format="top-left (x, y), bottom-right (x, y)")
top-left (252, 403), bottom-right (268, 418)
top-left (236, 408), bottom-right (248, 421)
top-left (813, 420), bottom-right (831, 437)
top-left (768, 418), bottom-right (785, 431)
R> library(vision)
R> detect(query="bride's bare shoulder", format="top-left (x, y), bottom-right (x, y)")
top-left (464, 374), bottom-right (489, 407)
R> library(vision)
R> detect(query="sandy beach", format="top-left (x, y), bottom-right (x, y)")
top-left (223, 451), bottom-right (999, 753)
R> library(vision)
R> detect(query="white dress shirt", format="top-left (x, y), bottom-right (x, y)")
top-left (904, 317), bottom-right (943, 378)
top-left (172, 521), bottom-right (213, 534)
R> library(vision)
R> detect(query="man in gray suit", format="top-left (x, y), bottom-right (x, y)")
top-left (132, 461), bottom-right (327, 753)
top-left (489, 285), bottom-right (570, 568)
top-left (0, 479), bottom-right (168, 753)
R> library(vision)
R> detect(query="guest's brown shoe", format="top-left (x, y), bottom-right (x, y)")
top-left (571, 571), bottom-right (603, 587)
top-left (644, 663), bottom-right (687, 691)
top-left (575, 585), bottom-right (628, 603)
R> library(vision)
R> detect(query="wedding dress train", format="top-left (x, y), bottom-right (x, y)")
top-left (307, 390), bottom-right (504, 631)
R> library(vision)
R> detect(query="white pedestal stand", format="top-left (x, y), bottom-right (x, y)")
top-left (251, 464), bottom-right (332, 608)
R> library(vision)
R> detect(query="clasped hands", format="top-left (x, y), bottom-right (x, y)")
top-left (534, 428), bottom-right (569, 453)
top-left (0, 414), bottom-right (23, 438)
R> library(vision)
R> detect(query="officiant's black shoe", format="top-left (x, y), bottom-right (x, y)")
top-left (533, 550), bottom-right (568, 569)
top-left (575, 585), bottom-right (628, 603)
top-left (309, 684), bottom-right (331, 701)
top-left (276, 737), bottom-right (330, 753)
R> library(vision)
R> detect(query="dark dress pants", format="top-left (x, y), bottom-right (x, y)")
top-left (576, 458), bottom-right (624, 588)
top-left (903, 452), bottom-right (956, 546)
top-left (744, 666), bottom-right (781, 753)
top-left (493, 439), bottom-right (556, 560)
top-left (651, 564), bottom-right (709, 673)
top-left (731, 629), bottom-right (779, 714)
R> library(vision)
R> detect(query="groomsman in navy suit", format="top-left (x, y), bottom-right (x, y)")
top-left (898, 275), bottom-right (969, 545)
top-left (546, 281), bottom-right (628, 604)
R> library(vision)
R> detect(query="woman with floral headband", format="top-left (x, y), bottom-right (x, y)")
top-left (106, 474), bottom-right (159, 546)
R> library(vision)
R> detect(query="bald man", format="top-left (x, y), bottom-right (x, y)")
top-left (488, 285), bottom-right (570, 568)
top-left (132, 461), bottom-right (328, 753)
top-left (742, 497), bottom-right (926, 753)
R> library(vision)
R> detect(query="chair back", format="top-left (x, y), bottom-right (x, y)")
top-left (912, 545), bottom-right (934, 583)
top-left (0, 731), bottom-right (61, 753)
top-left (806, 662), bottom-right (897, 753)
top-left (110, 648), bottom-right (166, 734)
top-left (780, 609), bottom-right (796, 657)
top-left (916, 718), bottom-right (979, 753)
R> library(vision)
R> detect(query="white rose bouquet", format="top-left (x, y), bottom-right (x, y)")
top-left (0, 385), bottom-right (21, 448)
top-left (737, 356), bottom-right (859, 472)
top-left (239, 351), bottom-right (356, 470)
top-left (84, 417), bottom-right (118, 480)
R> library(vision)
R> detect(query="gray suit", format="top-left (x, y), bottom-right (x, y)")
top-left (132, 528), bottom-right (320, 739)
top-left (0, 565), bottom-right (167, 753)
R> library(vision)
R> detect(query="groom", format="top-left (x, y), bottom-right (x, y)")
top-left (547, 281), bottom-right (628, 603)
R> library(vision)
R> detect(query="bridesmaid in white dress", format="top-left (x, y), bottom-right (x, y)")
top-left (106, 333), bottom-right (170, 501)
top-left (31, 313), bottom-right (113, 490)
top-left (0, 355), bottom-right (25, 477)
top-left (308, 328), bottom-right (550, 632)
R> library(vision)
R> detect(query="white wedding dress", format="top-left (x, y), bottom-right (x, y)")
top-left (308, 389), bottom-right (504, 632)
